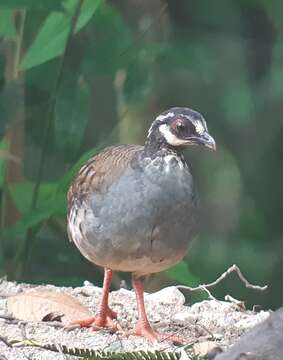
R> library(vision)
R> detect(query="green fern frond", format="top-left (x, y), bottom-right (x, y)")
top-left (80, 350), bottom-right (182, 360)
top-left (11, 339), bottom-right (184, 360)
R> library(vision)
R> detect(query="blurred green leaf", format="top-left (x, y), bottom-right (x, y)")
top-left (7, 149), bottom-right (99, 237)
top-left (3, 192), bottom-right (66, 238)
top-left (83, 3), bottom-right (133, 76)
top-left (224, 80), bottom-right (254, 127)
top-left (0, 140), bottom-right (9, 188)
top-left (20, 0), bottom-right (101, 70)
top-left (0, 81), bottom-right (24, 137)
top-left (8, 182), bottom-right (58, 214)
top-left (124, 59), bottom-right (151, 103)
top-left (54, 74), bottom-right (90, 160)
top-left (0, 0), bottom-right (64, 11)
top-left (0, 10), bottom-right (16, 38)
top-left (166, 261), bottom-right (199, 287)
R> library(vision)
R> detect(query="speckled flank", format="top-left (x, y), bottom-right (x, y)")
top-left (68, 147), bottom-right (196, 277)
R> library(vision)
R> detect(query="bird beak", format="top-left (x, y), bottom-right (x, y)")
top-left (200, 132), bottom-right (216, 151)
top-left (186, 132), bottom-right (216, 151)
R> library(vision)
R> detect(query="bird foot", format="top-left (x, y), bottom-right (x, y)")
top-left (69, 307), bottom-right (119, 332)
top-left (128, 321), bottom-right (186, 344)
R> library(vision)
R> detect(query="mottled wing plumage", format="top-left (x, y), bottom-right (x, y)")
top-left (67, 144), bottom-right (142, 243)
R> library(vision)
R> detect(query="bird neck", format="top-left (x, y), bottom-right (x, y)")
top-left (144, 133), bottom-right (180, 158)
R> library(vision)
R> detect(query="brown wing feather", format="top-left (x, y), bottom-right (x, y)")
top-left (67, 144), bottom-right (142, 213)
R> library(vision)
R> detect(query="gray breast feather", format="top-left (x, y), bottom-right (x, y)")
top-left (76, 157), bottom-right (197, 269)
top-left (67, 152), bottom-right (197, 275)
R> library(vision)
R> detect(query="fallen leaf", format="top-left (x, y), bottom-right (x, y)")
top-left (41, 311), bottom-right (64, 322)
top-left (7, 290), bottom-right (92, 324)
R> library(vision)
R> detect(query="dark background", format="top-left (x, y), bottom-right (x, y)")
top-left (0, 0), bottom-right (282, 310)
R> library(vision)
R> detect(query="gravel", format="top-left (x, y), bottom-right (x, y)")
top-left (0, 279), bottom-right (270, 359)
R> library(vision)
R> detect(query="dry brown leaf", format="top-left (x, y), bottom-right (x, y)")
top-left (7, 290), bottom-right (92, 324)
top-left (41, 311), bottom-right (64, 322)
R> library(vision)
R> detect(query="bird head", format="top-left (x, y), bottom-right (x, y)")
top-left (147, 107), bottom-right (216, 151)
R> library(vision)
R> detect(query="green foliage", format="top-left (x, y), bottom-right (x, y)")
top-left (20, 0), bottom-right (101, 70)
top-left (0, 0), bottom-right (64, 11)
top-left (224, 80), bottom-right (254, 127)
top-left (3, 199), bottom-right (63, 238)
top-left (4, 186), bottom-right (65, 238)
top-left (166, 261), bottom-right (199, 287)
top-left (83, 3), bottom-right (133, 76)
top-left (0, 9), bottom-right (16, 38)
top-left (8, 182), bottom-right (57, 214)
top-left (3, 146), bottom-right (98, 239)
top-left (54, 72), bottom-right (90, 159)
top-left (0, 140), bottom-right (8, 188)
top-left (83, 350), bottom-right (182, 360)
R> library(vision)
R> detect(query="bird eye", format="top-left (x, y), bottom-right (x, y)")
top-left (176, 121), bottom-right (186, 131)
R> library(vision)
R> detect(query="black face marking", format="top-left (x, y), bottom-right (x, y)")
top-left (145, 107), bottom-right (215, 153)
top-left (170, 117), bottom-right (197, 140)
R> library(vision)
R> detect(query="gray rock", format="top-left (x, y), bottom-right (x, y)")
top-left (215, 307), bottom-right (283, 360)
top-left (146, 286), bottom-right (185, 306)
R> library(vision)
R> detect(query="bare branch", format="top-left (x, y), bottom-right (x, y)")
top-left (177, 264), bottom-right (268, 295)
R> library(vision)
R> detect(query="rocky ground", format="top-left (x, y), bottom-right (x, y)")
top-left (0, 279), bottom-right (270, 359)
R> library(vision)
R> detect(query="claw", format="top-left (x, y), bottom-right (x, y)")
top-left (70, 306), bottom-right (118, 332)
top-left (130, 320), bottom-right (186, 344)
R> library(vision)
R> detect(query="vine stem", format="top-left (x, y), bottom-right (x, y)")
top-left (13, 0), bottom-right (85, 278)
top-left (13, 10), bottom-right (26, 80)
top-left (0, 10), bottom-right (26, 270)
top-left (30, 0), bottom-right (84, 211)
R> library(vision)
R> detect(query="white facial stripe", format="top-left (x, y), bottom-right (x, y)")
top-left (155, 112), bottom-right (175, 122)
top-left (194, 120), bottom-right (205, 135)
top-left (159, 124), bottom-right (187, 146)
top-left (148, 112), bottom-right (175, 137)
top-left (205, 120), bottom-right (208, 131)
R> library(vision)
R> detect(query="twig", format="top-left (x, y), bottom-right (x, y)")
top-left (19, 322), bottom-right (27, 340)
top-left (225, 294), bottom-right (246, 310)
top-left (159, 322), bottom-right (194, 344)
top-left (194, 322), bottom-right (214, 339)
top-left (0, 335), bottom-right (12, 348)
top-left (103, 331), bottom-right (124, 352)
top-left (160, 317), bottom-right (215, 347)
top-left (177, 264), bottom-right (268, 294)
top-left (0, 314), bottom-right (16, 321)
top-left (13, 10), bottom-right (26, 80)
top-left (198, 285), bottom-right (217, 301)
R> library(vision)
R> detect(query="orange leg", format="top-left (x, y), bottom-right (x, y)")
top-left (70, 268), bottom-right (118, 330)
top-left (131, 277), bottom-right (185, 344)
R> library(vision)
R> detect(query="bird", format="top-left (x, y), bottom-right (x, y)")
top-left (67, 107), bottom-right (216, 342)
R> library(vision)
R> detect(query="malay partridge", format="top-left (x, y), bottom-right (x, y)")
top-left (67, 107), bottom-right (216, 342)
